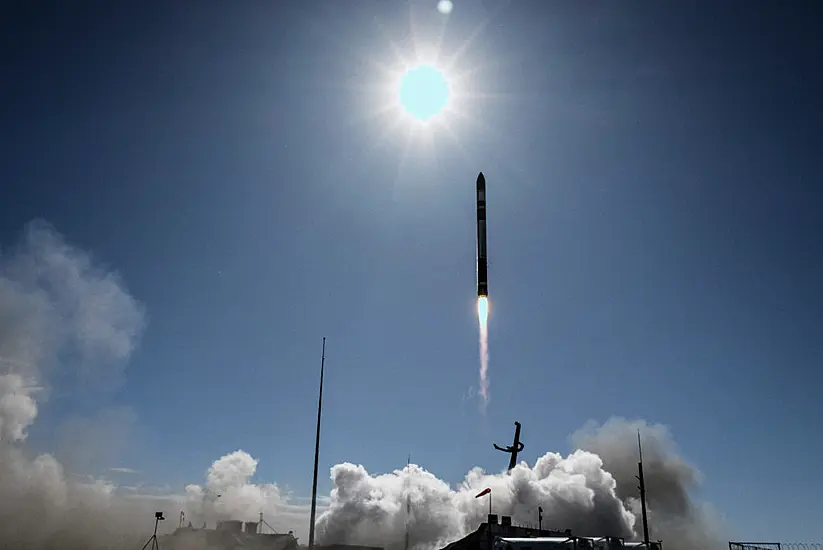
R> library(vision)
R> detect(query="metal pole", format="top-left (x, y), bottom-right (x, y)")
top-left (405, 454), bottom-right (411, 550)
top-left (308, 338), bottom-right (326, 550)
top-left (637, 430), bottom-right (650, 546)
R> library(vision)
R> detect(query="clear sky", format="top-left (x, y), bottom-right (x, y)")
top-left (2, 0), bottom-right (822, 544)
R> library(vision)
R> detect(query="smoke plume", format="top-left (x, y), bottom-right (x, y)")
top-left (0, 221), bottom-right (308, 547)
top-left (0, 220), bottom-right (148, 549)
top-left (0, 221), bottom-right (727, 550)
top-left (183, 450), bottom-right (284, 526)
top-left (572, 418), bottom-right (729, 550)
top-left (315, 418), bottom-right (727, 550)
top-left (182, 450), bottom-right (310, 535)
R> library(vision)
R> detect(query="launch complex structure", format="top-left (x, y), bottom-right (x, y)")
top-left (489, 423), bottom-right (653, 547)
top-left (302, 172), bottom-right (655, 550)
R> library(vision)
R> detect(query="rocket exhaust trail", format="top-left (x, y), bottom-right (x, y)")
top-left (476, 172), bottom-right (490, 407)
top-left (477, 296), bottom-right (489, 407)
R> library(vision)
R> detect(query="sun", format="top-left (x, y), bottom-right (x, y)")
top-left (397, 64), bottom-right (451, 122)
top-left (342, 2), bottom-right (498, 155)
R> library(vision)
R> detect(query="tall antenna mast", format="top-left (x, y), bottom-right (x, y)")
top-left (308, 337), bottom-right (326, 550)
top-left (405, 454), bottom-right (411, 550)
top-left (636, 430), bottom-right (651, 546)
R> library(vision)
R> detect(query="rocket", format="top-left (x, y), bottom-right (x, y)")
top-left (476, 172), bottom-right (488, 297)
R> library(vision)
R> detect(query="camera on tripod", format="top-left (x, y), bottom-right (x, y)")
top-left (141, 512), bottom-right (166, 550)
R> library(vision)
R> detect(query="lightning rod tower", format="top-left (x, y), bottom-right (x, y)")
top-left (636, 430), bottom-right (651, 546)
top-left (308, 338), bottom-right (326, 550)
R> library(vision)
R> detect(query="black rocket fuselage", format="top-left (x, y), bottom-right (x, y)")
top-left (476, 172), bottom-right (488, 297)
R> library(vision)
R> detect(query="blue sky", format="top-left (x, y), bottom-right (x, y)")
top-left (2, 0), bottom-right (822, 543)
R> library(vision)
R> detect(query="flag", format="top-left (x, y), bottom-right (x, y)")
top-left (475, 488), bottom-right (491, 498)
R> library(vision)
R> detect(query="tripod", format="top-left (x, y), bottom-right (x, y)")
top-left (141, 514), bottom-right (164, 550)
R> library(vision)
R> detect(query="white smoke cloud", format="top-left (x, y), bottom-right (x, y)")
top-left (206, 450), bottom-right (260, 490)
top-left (0, 220), bottom-right (148, 549)
top-left (0, 222), bottom-right (306, 546)
top-left (0, 220), bottom-right (145, 391)
top-left (0, 221), bottom-right (728, 550)
top-left (571, 418), bottom-right (730, 550)
top-left (181, 450), bottom-right (311, 536)
top-left (0, 373), bottom-right (39, 441)
top-left (315, 450), bottom-right (635, 550)
top-left (314, 418), bottom-right (728, 550)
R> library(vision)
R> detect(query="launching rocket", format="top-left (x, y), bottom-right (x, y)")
top-left (476, 172), bottom-right (488, 297)
top-left (475, 172), bottom-right (490, 404)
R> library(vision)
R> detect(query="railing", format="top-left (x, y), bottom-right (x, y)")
top-left (780, 544), bottom-right (823, 550)
top-left (730, 541), bottom-right (823, 550)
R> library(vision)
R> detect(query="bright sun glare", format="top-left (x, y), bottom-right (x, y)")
top-left (397, 64), bottom-right (450, 122)
top-left (351, 2), bottom-right (493, 153)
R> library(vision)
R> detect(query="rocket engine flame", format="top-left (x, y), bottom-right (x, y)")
top-left (476, 296), bottom-right (489, 324)
top-left (477, 297), bottom-right (489, 407)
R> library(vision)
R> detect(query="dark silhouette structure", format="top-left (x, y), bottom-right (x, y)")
top-left (160, 522), bottom-right (299, 550)
top-left (636, 430), bottom-right (650, 546)
top-left (309, 338), bottom-right (326, 550)
top-left (476, 172), bottom-right (488, 297)
top-left (728, 543), bottom-right (781, 550)
top-left (141, 512), bottom-right (165, 550)
top-left (440, 517), bottom-right (572, 550)
top-left (494, 421), bottom-right (524, 471)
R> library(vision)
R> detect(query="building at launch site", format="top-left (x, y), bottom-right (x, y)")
top-left (156, 513), bottom-right (662, 550)
top-left (159, 519), bottom-right (384, 550)
top-left (439, 515), bottom-right (663, 550)
top-left (159, 520), bottom-right (299, 550)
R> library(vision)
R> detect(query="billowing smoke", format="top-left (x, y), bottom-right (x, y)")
top-left (0, 220), bottom-right (148, 549)
top-left (0, 221), bottom-right (727, 550)
top-left (315, 452), bottom-right (633, 550)
top-left (0, 221), bottom-right (309, 547)
top-left (572, 418), bottom-right (730, 550)
top-left (315, 418), bottom-right (727, 550)
top-left (182, 450), bottom-right (309, 534)
top-left (0, 372), bottom-right (38, 441)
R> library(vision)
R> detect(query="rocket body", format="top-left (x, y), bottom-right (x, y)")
top-left (476, 172), bottom-right (488, 297)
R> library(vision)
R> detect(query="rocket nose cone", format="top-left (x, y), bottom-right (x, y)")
top-left (477, 172), bottom-right (485, 189)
